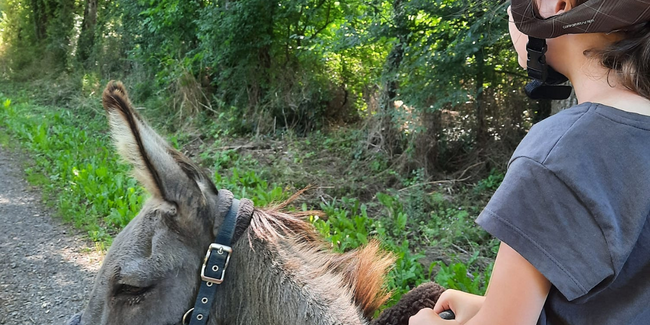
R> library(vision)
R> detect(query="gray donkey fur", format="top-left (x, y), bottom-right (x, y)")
top-left (66, 81), bottom-right (394, 325)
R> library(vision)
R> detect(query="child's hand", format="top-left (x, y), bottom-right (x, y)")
top-left (433, 290), bottom-right (485, 324)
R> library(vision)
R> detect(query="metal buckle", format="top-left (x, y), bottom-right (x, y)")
top-left (200, 243), bottom-right (232, 284)
top-left (182, 308), bottom-right (194, 325)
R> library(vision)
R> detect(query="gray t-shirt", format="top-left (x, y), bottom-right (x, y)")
top-left (476, 102), bottom-right (650, 324)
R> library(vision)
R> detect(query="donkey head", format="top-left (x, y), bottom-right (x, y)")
top-left (67, 81), bottom-right (227, 325)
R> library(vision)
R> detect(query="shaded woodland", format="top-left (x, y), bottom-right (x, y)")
top-left (0, 0), bottom-right (551, 178)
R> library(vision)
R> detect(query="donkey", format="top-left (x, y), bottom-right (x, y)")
top-left (66, 81), bottom-right (395, 325)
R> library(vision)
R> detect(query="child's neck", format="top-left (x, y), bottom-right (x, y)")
top-left (569, 60), bottom-right (650, 116)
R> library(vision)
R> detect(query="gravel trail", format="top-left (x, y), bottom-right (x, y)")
top-left (0, 146), bottom-right (103, 325)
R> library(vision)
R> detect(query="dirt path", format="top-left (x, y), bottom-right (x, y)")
top-left (0, 146), bottom-right (103, 325)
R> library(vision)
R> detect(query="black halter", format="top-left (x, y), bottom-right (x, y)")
top-left (182, 197), bottom-right (251, 325)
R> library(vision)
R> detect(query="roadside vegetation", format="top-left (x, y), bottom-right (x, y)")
top-left (0, 0), bottom-right (547, 307)
top-left (0, 86), bottom-right (498, 305)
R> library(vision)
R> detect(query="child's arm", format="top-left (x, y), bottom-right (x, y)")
top-left (470, 242), bottom-right (551, 324)
top-left (410, 242), bottom-right (551, 325)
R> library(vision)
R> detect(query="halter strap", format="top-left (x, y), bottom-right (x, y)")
top-left (184, 191), bottom-right (254, 325)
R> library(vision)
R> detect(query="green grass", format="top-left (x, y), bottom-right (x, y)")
top-left (0, 95), bottom-right (144, 247)
top-left (0, 132), bottom-right (10, 147)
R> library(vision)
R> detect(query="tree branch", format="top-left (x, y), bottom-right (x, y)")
top-left (493, 69), bottom-right (529, 79)
top-left (308, 0), bottom-right (333, 39)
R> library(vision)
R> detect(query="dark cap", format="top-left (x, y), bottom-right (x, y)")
top-left (511, 0), bottom-right (650, 39)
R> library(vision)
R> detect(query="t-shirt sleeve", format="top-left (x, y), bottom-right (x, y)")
top-left (476, 157), bottom-right (614, 301)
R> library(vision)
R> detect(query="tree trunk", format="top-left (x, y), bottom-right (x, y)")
top-left (31, 0), bottom-right (48, 41)
top-left (78, 0), bottom-right (98, 66)
top-left (415, 109), bottom-right (441, 175)
top-left (377, 0), bottom-right (407, 156)
top-left (474, 49), bottom-right (487, 148)
top-left (48, 0), bottom-right (75, 67)
top-left (378, 43), bottom-right (404, 155)
top-left (249, 0), bottom-right (274, 109)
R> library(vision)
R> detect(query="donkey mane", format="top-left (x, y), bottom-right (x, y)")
top-left (248, 192), bottom-right (394, 318)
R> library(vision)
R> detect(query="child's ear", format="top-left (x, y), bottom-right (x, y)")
top-left (555, 0), bottom-right (575, 15)
top-left (537, 0), bottom-right (574, 18)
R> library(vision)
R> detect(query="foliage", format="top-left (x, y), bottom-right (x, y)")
top-left (312, 196), bottom-right (429, 306)
top-left (311, 189), bottom-right (494, 306)
top-left (397, 0), bottom-right (515, 108)
top-left (475, 168), bottom-right (505, 193)
top-left (0, 0), bottom-right (76, 74)
top-left (316, 198), bottom-right (373, 251)
top-left (214, 167), bottom-right (288, 207)
top-left (0, 95), bottom-right (144, 246)
top-left (432, 252), bottom-right (492, 295)
top-left (0, 0), bottom-right (531, 168)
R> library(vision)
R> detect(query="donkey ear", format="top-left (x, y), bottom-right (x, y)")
top-left (102, 81), bottom-right (212, 202)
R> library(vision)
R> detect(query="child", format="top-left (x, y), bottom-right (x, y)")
top-left (410, 0), bottom-right (650, 324)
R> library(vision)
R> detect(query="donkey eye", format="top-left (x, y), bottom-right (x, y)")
top-left (115, 284), bottom-right (152, 296)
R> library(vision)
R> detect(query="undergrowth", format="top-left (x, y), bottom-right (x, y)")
top-left (0, 96), bottom-right (142, 247)
top-left (0, 90), bottom-right (501, 306)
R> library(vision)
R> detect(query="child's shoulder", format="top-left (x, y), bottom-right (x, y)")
top-left (511, 102), bottom-right (593, 164)
top-left (511, 102), bottom-right (650, 166)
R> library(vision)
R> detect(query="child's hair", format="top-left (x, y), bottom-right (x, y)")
top-left (571, 0), bottom-right (650, 100)
top-left (597, 23), bottom-right (650, 100)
